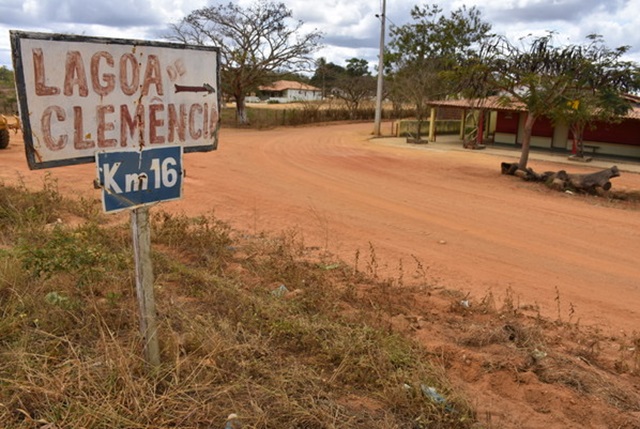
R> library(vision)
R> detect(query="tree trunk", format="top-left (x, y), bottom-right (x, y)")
top-left (416, 119), bottom-right (423, 141)
top-left (476, 109), bottom-right (485, 146)
top-left (235, 94), bottom-right (249, 125)
top-left (570, 122), bottom-right (586, 159)
top-left (407, 118), bottom-right (425, 144)
top-left (518, 113), bottom-right (536, 169)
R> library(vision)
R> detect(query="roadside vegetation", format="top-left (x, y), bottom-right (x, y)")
top-left (219, 99), bottom-right (413, 129)
top-left (2, 173), bottom-right (640, 428)
top-left (0, 179), bottom-right (476, 428)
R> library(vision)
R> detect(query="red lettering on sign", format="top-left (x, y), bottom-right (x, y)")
top-left (209, 104), bottom-right (219, 137)
top-left (64, 51), bottom-right (89, 97)
top-left (37, 101), bottom-right (214, 154)
top-left (92, 52), bottom-right (116, 97)
top-left (141, 55), bottom-right (163, 96)
top-left (97, 105), bottom-right (117, 147)
top-left (120, 53), bottom-right (139, 96)
top-left (120, 104), bottom-right (145, 147)
top-left (149, 103), bottom-right (165, 144)
top-left (41, 106), bottom-right (66, 150)
top-left (33, 48), bottom-right (60, 96)
top-left (167, 104), bottom-right (187, 142)
top-left (189, 103), bottom-right (203, 140)
top-left (73, 106), bottom-right (94, 149)
top-left (202, 102), bottom-right (209, 139)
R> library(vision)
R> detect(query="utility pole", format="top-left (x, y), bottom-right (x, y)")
top-left (373, 0), bottom-right (386, 136)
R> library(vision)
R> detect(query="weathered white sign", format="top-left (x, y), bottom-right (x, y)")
top-left (10, 31), bottom-right (220, 170)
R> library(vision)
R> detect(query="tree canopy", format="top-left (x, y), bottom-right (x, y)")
top-left (0, 66), bottom-right (14, 87)
top-left (311, 58), bottom-right (376, 114)
top-left (169, 0), bottom-right (323, 124)
top-left (0, 66), bottom-right (17, 114)
top-left (386, 4), bottom-right (492, 140)
top-left (545, 35), bottom-right (640, 157)
top-left (310, 58), bottom-right (345, 99)
top-left (478, 32), bottom-right (640, 167)
top-left (389, 4), bottom-right (491, 67)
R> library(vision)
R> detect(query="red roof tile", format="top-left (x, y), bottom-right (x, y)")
top-left (427, 96), bottom-right (640, 120)
top-left (258, 80), bottom-right (321, 92)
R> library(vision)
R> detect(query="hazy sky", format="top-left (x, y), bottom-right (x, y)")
top-left (1, 0), bottom-right (639, 72)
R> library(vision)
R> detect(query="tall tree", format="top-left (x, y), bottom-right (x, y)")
top-left (482, 33), bottom-right (640, 168)
top-left (331, 58), bottom-right (376, 115)
top-left (387, 4), bottom-right (492, 141)
top-left (310, 58), bottom-right (345, 99)
top-left (345, 58), bottom-right (371, 77)
top-left (169, 0), bottom-right (322, 125)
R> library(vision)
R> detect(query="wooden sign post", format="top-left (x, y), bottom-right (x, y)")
top-left (131, 206), bottom-right (160, 368)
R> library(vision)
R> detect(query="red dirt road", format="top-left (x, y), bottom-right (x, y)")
top-left (2, 122), bottom-right (640, 334)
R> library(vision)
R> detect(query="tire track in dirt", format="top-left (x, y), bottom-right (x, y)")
top-left (3, 123), bottom-right (640, 333)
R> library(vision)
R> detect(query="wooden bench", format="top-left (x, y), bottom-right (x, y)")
top-left (582, 144), bottom-right (600, 155)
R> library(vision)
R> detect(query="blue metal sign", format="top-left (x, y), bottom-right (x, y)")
top-left (96, 146), bottom-right (183, 213)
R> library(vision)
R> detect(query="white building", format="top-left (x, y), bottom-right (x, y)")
top-left (249, 80), bottom-right (322, 103)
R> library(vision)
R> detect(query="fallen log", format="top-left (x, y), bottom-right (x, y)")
top-left (500, 162), bottom-right (620, 193)
top-left (500, 162), bottom-right (550, 182)
top-left (565, 166), bottom-right (620, 191)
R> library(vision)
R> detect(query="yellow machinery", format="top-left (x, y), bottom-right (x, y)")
top-left (0, 114), bottom-right (20, 149)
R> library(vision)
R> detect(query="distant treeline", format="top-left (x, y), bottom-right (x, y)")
top-left (0, 66), bottom-right (17, 114)
top-left (220, 104), bottom-right (419, 128)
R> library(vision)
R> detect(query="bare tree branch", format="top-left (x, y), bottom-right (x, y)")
top-left (167, 1), bottom-right (323, 124)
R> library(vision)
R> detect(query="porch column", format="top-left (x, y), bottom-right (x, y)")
top-left (476, 109), bottom-right (485, 146)
top-left (459, 109), bottom-right (466, 140)
top-left (428, 107), bottom-right (436, 142)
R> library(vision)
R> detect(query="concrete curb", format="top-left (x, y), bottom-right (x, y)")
top-left (371, 135), bottom-right (640, 174)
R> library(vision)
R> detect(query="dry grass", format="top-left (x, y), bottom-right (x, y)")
top-left (437, 286), bottom-right (640, 419)
top-left (3, 179), bottom-right (639, 428)
top-left (0, 180), bottom-right (474, 428)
